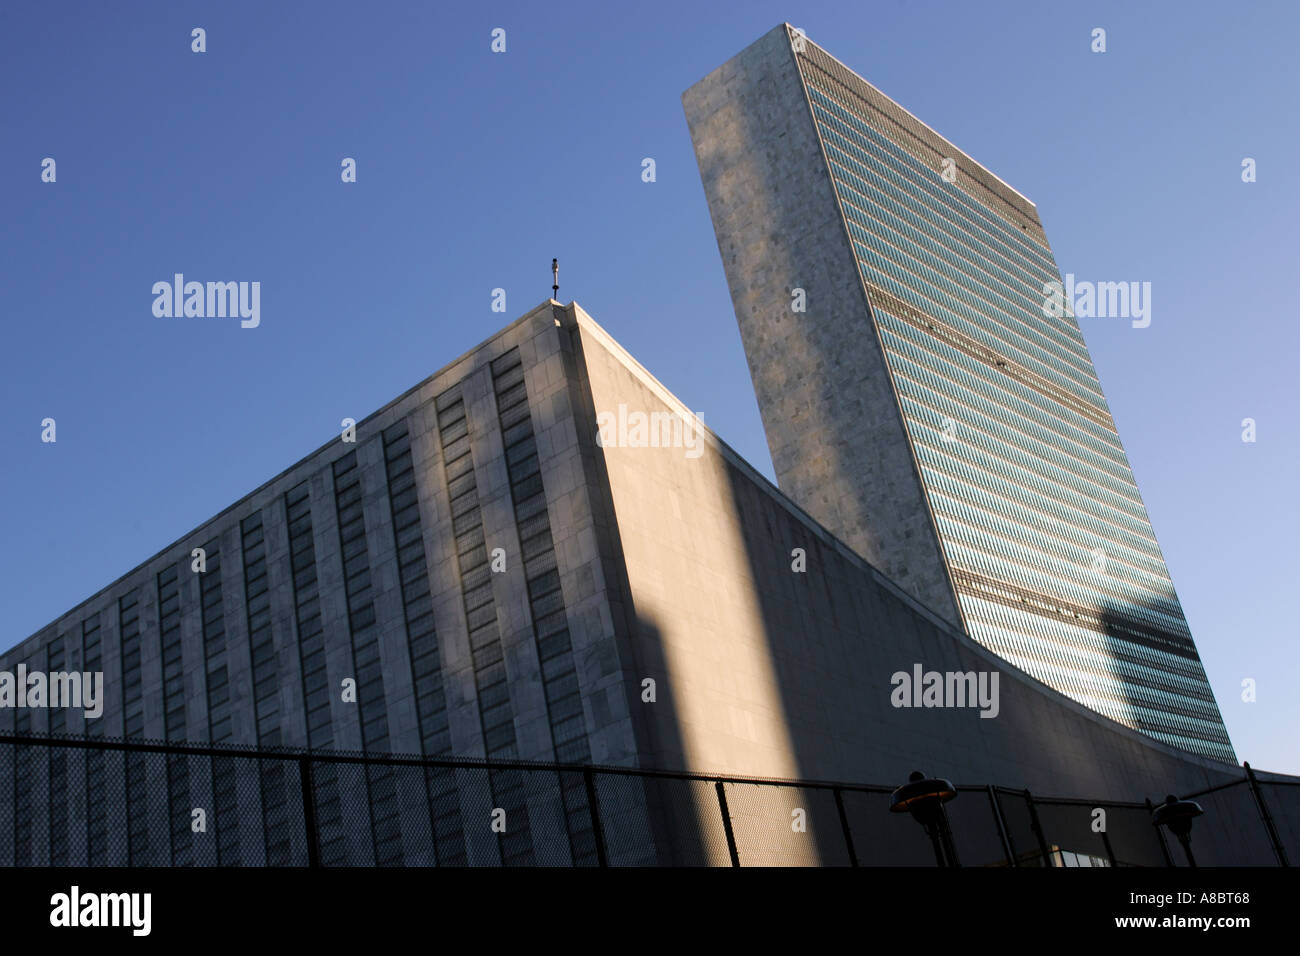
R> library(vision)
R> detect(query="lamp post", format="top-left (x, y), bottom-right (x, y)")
top-left (1152, 793), bottom-right (1204, 867)
top-left (891, 770), bottom-right (960, 866)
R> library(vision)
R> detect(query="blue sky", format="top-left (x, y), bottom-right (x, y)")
top-left (2, 1), bottom-right (1296, 774)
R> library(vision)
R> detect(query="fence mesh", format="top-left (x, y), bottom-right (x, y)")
top-left (992, 789), bottom-right (1047, 866)
top-left (721, 783), bottom-right (848, 866)
top-left (1177, 780), bottom-right (1275, 866)
top-left (946, 787), bottom-right (1009, 866)
top-left (838, 788), bottom-right (934, 865)
top-left (1258, 781), bottom-right (1300, 865)
top-left (1028, 797), bottom-right (1164, 867)
top-left (1, 733), bottom-right (1293, 867)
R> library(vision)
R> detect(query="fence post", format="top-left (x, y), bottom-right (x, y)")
top-left (583, 767), bottom-right (608, 868)
top-left (832, 787), bottom-right (859, 867)
top-left (987, 786), bottom-right (1016, 866)
top-left (1146, 797), bottom-right (1175, 866)
top-left (299, 757), bottom-right (320, 869)
top-left (715, 781), bottom-right (740, 867)
top-left (1244, 762), bottom-right (1290, 867)
top-left (1024, 789), bottom-right (1053, 867)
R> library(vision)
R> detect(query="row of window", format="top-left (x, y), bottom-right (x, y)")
top-left (957, 585), bottom-right (1213, 697)
top-left (839, 203), bottom-right (1103, 414)
top-left (967, 596), bottom-right (1234, 761)
top-left (940, 521), bottom-right (1193, 643)
top-left (892, 367), bottom-right (1157, 539)
top-left (45, 638), bottom-right (69, 865)
top-left (332, 451), bottom-right (403, 865)
top-left (909, 421), bottom-right (1163, 572)
top-left (833, 169), bottom-right (1063, 356)
top-left (826, 149), bottom-right (1098, 392)
top-left (804, 79), bottom-right (1059, 288)
top-left (382, 421), bottom-right (467, 865)
top-left (156, 564), bottom-right (193, 864)
top-left (965, 611), bottom-right (1217, 720)
top-left (6, 381), bottom-right (595, 865)
top-left (490, 350), bottom-right (597, 866)
top-left (802, 62), bottom-right (1219, 753)
top-left (881, 319), bottom-right (1139, 493)
top-left (239, 513), bottom-right (295, 865)
top-left (896, 395), bottom-right (1173, 584)
top-left (82, 615), bottom-right (107, 863)
top-left (812, 110), bottom-right (1107, 400)
top-left (929, 484), bottom-right (1180, 611)
top-left (199, 545), bottom-right (241, 864)
top-left (868, 283), bottom-right (1114, 432)
top-left (799, 49), bottom-right (1049, 244)
top-left (436, 387), bottom-right (535, 866)
top-left (810, 94), bottom-right (1067, 336)
top-left (118, 590), bottom-right (151, 864)
top-left (916, 446), bottom-right (1166, 582)
top-left (285, 482), bottom-right (346, 865)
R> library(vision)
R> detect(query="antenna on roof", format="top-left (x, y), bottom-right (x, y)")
top-left (551, 258), bottom-right (559, 301)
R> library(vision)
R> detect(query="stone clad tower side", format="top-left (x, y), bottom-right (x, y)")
top-left (682, 24), bottom-right (961, 626)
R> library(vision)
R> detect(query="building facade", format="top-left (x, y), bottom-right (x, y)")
top-left (683, 24), bottom-right (1234, 762)
top-left (2, 29), bottom-right (1287, 864)
top-left (1, 304), bottom-right (646, 865)
top-left (3, 301), bottom-right (1293, 866)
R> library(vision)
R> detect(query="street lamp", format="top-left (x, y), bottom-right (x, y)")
top-left (1152, 793), bottom-right (1205, 867)
top-left (891, 770), bottom-right (960, 866)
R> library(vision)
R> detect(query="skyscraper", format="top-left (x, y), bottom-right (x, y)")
top-left (684, 24), bottom-right (1234, 762)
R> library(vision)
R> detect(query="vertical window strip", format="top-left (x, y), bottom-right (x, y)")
top-left (157, 563), bottom-right (190, 864)
top-left (382, 420), bottom-right (465, 865)
top-left (198, 544), bottom-right (238, 863)
top-left (119, 589), bottom-right (150, 864)
top-left (46, 638), bottom-right (68, 865)
top-left (284, 482), bottom-right (345, 865)
top-left (489, 350), bottom-right (597, 866)
top-left (81, 614), bottom-right (106, 864)
top-left (435, 386), bottom-right (534, 865)
top-left (13, 651), bottom-right (36, 865)
top-left (240, 511), bottom-right (292, 865)
top-left (332, 451), bottom-right (403, 866)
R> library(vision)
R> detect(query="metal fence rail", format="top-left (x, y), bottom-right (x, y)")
top-left (1, 732), bottom-right (1294, 867)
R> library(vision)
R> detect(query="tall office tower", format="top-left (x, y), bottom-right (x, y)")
top-left (684, 24), bottom-right (1234, 762)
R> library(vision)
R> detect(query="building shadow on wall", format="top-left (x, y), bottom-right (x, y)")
top-left (1092, 597), bottom-right (1233, 762)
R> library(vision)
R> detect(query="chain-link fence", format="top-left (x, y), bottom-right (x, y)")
top-left (2, 732), bottom-right (1294, 867)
